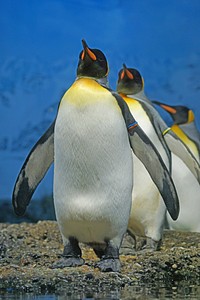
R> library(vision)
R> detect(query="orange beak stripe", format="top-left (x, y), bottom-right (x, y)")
top-left (120, 70), bottom-right (125, 80)
top-left (86, 47), bottom-right (97, 61)
top-left (81, 50), bottom-right (85, 60)
top-left (161, 104), bottom-right (177, 114)
top-left (125, 68), bottom-right (134, 80)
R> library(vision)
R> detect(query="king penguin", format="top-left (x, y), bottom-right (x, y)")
top-left (152, 102), bottom-right (200, 162)
top-left (12, 41), bottom-right (180, 272)
top-left (152, 101), bottom-right (200, 232)
top-left (117, 64), bottom-right (172, 250)
top-left (116, 64), bottom-right (200, 247)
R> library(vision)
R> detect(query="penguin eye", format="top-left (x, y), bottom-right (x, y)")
top-left (98, 57), bottom-right (104, 62)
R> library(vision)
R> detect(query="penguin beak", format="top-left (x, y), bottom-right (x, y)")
top-left (81, 39), bottom-right (97, 61)
top-left (123, 63), bottom-right (127, 70)
top-left (122, 63), bottom-right (134, 80)
top-left (153, 101), bottom-right (177, 115)
top-left (160, 104), bottom-right (177, 115)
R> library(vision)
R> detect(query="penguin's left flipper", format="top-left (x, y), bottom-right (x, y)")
top-left (113, 92), bottom-right (179, 221)
top-left (164, 130), bottom-right (200, 183)
top-left (12, 120), bottom-right (55, 216)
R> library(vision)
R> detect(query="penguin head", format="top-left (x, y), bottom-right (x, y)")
top-left (77, 39), bottom-right (109, 79)
top-left (117, 64), bottom-right (143, 95)
top-left (152, 101), bottom-right (195, 125)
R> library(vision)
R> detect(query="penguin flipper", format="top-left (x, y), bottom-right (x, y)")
top-left (112, 92), bottom-right (179, 220)
top-left (12, 120), bottom-right (55, 216)
top-left (164, 130), bottom-right (200, 183)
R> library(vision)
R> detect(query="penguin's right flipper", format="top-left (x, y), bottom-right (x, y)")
top-left (113, 92), bottom-right (179, 220)
top-left (12, 120), bottom-right (55, 216)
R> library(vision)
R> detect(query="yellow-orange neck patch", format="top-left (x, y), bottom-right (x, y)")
top-left (188, 110), bottom-right (195, 123)
top-left (172, 124), bottom-right (198, 158)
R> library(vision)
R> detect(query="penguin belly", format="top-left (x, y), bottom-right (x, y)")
top-left (54, 79), bottom-right (133, 245)
top-left (167, 154), bottom-right (200, 232)
top-left (129, 155), bottom-right (166, 241)
top-left (126, 100), bottom-right (168, 241)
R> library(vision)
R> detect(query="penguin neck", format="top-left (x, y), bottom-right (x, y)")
top-left (179, 120), bottom-right (196, 131)
top-left (172, 124), bottom-right (200, 161)
top-left (179, 121), bottom-right (200, 148)
top-left (128, 90), bottom-right (153, 105)
top-left (76, 76), bottom-right (109, 88)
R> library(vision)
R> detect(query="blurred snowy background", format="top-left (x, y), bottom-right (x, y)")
top-left (0, 0), bottom-right (200, 220)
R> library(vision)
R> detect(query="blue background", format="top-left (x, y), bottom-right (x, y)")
top-left (0, 0), bottom-right (200, 199)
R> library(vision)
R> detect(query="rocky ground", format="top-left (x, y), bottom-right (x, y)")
top-left (0, 221), bottom-right (200, 298)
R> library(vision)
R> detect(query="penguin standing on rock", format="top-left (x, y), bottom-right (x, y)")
top-left (117, 64), bottom-right (200, 248)
top-left (117, 65), bottom-right (172, 250)
top-left (12, 41), bottom-right (179, 272)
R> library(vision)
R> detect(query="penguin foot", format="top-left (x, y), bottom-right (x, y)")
top-left (96, 258), bottom-right (121, 272)
top-left (146, 237), bottom-right (162, 251)
top-left (93, 247), bottom-right (105, 259)
top-left (51, 237), bottom-right (85, 268)
top-left (51, 257), bottom-right (85, 269)
top-left (94, 240), bottom-right (121, 272)
top-left (120, 232), bottom-right (136, 255)
top-left (135, 237), bottom-right (147, 251)
top-left (138, 237), bottom-right (162, 252)
top-left (120, 247), bottom-right (136, 255)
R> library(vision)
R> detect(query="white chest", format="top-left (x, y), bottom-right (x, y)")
top-left (53, 79), bottom-right (133, 243)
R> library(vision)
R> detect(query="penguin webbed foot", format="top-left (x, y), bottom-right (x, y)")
top-left (51, 257), bottom-right (85, 269)
top-left (96, 258), bottom-right (121, 272)
top-left (95, 240), bottom-right (121, 272)
top-left (51, 236), bottom-right (85, 269)
top-left (120, 232), bottom-right (136, 255)
top-left (137, 237), bottom-right (162, 252)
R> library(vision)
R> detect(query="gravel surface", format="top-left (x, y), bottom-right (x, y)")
top-left (0, 221), bottom-right (200, 297)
